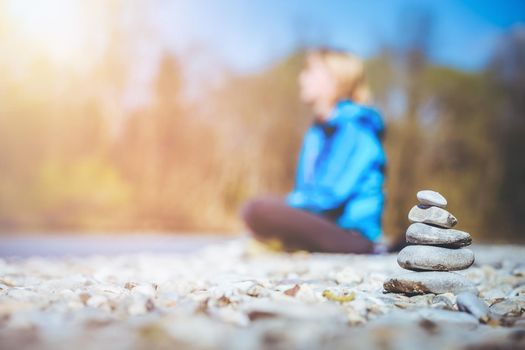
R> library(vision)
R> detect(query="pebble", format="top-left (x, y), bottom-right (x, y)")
top-left (417, 190), bottom-right (448, 208)
top-left (131, 284), bottom-right (156, 298)
top-left (432, 293), bottom-right (456, 309)
top-left (406, 223), bottom-right (471, 248)
top-left (482, 289), bottom-right (508, 303)
top-left (489, 299), bottom-right (524, 318)
top-left (408, 205), bottom-right (458, 228)
top-left (383, 271), bottom-right (477, 295)
top-left (332, 267), bottom-right (363, 285)
top-left (397, 246), bottom-right (475, 271)
top-left (456, 292), bottom-right (490, 323)
top-left (510, 285), bottom-right (525, 297)
top-left (512, 263), bottom-right (525, 277)
top-left (86, 294), bottom-right (108, 308)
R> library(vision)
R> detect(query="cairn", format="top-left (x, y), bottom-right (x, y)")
top-left (384, 190), bottom-right (477, 295)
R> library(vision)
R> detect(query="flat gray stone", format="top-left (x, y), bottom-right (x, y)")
top-left (408, 205), bottom-right (458, 228)
top-left (406, 223), bottom-right (472, 248)
top-left (383, 271), bottom-right (477, 295)
top-left (397, 246), bottom-right (475, 271)
top-left (456, 292), bottom-right (490, 323)
top-left (417, 190), bottom-right (447, 208)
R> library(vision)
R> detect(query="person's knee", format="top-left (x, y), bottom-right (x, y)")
top-left (239, 197), bottom-right (265, 227)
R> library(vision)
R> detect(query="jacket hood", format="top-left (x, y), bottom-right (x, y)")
top-left (325, 99), bottom-right (384, 135)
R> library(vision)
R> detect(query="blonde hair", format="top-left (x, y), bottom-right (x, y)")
top-left (310, 49), bottom-right (371, 105)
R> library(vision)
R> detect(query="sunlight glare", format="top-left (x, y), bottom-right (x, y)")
top-left (6, 0), bottom-right (96, 67)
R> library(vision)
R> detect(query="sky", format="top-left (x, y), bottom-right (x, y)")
top-left (4, 0), bottom-right (525, 107)
top-left (6, 0), bottom-right (525, 73)
top-left (150, 0), bottom-right (525, 73)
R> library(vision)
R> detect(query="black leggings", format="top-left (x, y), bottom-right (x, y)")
top-left (239, 195), bottom-right (374, 254)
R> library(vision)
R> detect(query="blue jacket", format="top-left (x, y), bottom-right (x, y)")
top-left (286, 99), bottom-right (386, 241)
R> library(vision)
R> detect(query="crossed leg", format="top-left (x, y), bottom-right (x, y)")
top-left (239, 195), bottom-right (373, 254)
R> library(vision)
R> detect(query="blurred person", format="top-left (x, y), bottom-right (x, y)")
top-left (240, 49), bottom-right (386, 254)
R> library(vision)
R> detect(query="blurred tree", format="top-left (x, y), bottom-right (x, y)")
top-left (419, 66), bottom-right (498, 238)
top-left (488, 27), bottom-right (525, 239)
top-left (371, 10), bottom-right (434, 241)
top-left (205, 52), bottom-right (310, 215)
top-left (116, 54), bottom-right (186, 228)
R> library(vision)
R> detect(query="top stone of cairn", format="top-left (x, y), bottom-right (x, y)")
top-left (417, 190), bottom-right (447, 208)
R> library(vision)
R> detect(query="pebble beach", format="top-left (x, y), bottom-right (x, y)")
top-left (1, 238), bottom-right (524, 350)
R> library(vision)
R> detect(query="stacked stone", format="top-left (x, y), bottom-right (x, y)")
top-left (384, 190), bottom-right (477, 295)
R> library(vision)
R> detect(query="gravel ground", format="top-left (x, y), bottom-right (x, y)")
top-left (0, 238), bottom-right (524, 350)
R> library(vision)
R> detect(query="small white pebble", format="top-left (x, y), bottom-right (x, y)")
top-left (417, 190), bottom-right (448, 208)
